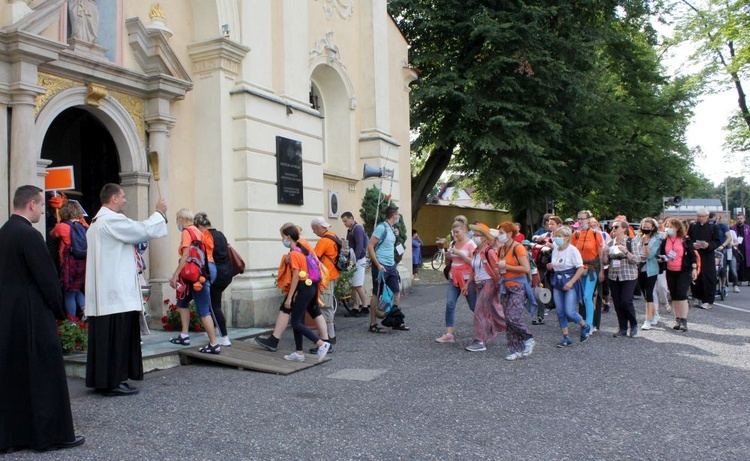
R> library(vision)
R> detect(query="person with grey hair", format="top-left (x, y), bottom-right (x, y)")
top-left (0, 186), bottom-right (85, 452)
top-left (687, 209), bottom-right (722, 309)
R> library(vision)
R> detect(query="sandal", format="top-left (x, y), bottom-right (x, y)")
top-left (198, 343), bottom-right (221, 355)
top-left (369, 324), bottom-right (387, 334)
top-left (169, 335), bottom-right (190, 346)
top-left (392, 324), bottom-right (410, 331)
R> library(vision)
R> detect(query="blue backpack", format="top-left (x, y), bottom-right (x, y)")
top-left (65, 220), bottom-right (88, 260)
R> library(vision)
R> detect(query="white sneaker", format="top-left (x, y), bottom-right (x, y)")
top-left (218, 336), bottom-right (232, 347)
top-left (650, 314), bottom-right (660, 326)
top-left (283, 351), bottom-right (305, 362)
top-left (522, 338), bottom-right (536, 357)
top-left (641, 321), bottom-right (652, 330)
top-left (316, 342), bottom-right (331, 361)
top-left (505, 352), bottom-right (524, 361)
top-left (734, 286), bottom-right (741, 293)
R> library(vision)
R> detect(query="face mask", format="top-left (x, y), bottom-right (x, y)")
top-left (553, 237), bottom-right (565, 247)
top-left (642, 228), bottom-right (652, 235)
top-left (177, 224), bottom-right (184, 232)
top-left (496, 233), bottom-right (508, 244)
top-left (581, 223), bottom-right (589, 230)
top-left (282, 239), bottom-right (291, 248)
top-left (666, 228), bottom-right (676, 236)
top-left (472, 237), bottom-right (482, 246)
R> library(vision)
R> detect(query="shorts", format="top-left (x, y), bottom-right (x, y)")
top-left (372, 264), bottom-right (400, 297)
top-left (666, 270), bottom-right (691, 302)
top-left (351, 257), bottom-right (366, 287)
top-left (176, 282), bottom-right (212, 317)
top-left (320, 279), bottom-right (336, 310)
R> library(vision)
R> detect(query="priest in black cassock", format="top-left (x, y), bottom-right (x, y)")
top-left (688, 208), bottom-right (722, 309)
top-left (0, 185), bottom-right (84, 452)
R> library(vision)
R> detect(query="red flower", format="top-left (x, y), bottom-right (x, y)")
top-left (194, 325), bottom-right (203, 332)
top-left (74, 342), bottom-right (80, 348)
top-left (169, 305), bottom-right (177, 312)
top-left (66, 314), bottom-right (76, 321)
top-left (58, 330), bottom-right (62, 336)
top-left (78, 323), bottom-right (87, 330)
top-left (161, 316), bottom-right (169, 324)
top-left (189, 311), bottom-right (196, 318)
top-left (164, 299), bottom-right (170, 304)
top-left (56, 320), bottom-right (63, 326)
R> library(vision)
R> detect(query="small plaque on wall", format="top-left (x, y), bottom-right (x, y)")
top-left (276, 136), bottom-right (304, 205)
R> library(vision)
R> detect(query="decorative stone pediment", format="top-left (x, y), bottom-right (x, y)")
top-left (125, 17), bottom-right (190, 81)
top-left (310, 32), bottom-right (344, 68)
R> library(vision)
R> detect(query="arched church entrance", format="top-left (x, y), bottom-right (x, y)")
top-left (41, 107), bottom-right (120, 227)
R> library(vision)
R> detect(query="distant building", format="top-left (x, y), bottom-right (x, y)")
top-left (662, 198), bottom-right (727, 221)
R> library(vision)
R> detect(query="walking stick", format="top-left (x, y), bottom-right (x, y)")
top-left (147, 151), bottom-right (162, 198)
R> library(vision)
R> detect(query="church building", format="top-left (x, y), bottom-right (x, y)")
top-left (0, 0), bottom-right (415, 326)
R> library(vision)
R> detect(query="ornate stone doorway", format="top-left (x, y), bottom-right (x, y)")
top-left (41, 107), bottom-right (121, 218)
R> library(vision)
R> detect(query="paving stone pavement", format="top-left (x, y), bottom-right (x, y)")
top-left (8, 271), bottom-right (750, 460)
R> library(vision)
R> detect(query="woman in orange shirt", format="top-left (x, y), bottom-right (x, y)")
top-left (496, 222), bottom-right (535, 361)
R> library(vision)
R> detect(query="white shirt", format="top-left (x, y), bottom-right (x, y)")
top-left (551, 244), bottom-right (583, 272)
top-left (85, 207), bottom-right (168, 316)
top-left (471, 251), bottom-right (491, 282)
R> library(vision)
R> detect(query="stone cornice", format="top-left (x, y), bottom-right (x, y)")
top-left (0, 0), bottom-right (65, 36)
top-left (0, 30), bottom-right (64, 64)
top-left (230, 83), bottom-right (321, 118)
top-left (187, 37), bottom-right (250, 78)
top-left (125, 17), bottom-right (191, 82)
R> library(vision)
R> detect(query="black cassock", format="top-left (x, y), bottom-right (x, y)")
top-left (0, 215), bottom-right (75, 451)
top-left (688, 221), bottom-right (721, 305)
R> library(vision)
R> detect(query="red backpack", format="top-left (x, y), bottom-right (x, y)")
top-left (180, 227), bottom-right (208, 283)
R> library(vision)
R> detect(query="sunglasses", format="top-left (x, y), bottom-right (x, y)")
top-left (612, 226), bottom-right (620, 229)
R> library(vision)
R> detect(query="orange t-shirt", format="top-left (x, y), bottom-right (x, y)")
top-left (51, 222), bottom-right (72, 262)
top-left (179, 226), bottom-right (213, 262)
top-left (314, 231), bottom-right (340, 280)
top-left (571, 229), bottom-right (603, 268)
top-left (500, 242), bottom-right (528, 287)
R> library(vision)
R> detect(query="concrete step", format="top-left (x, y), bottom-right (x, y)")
top-left (64, 327), bottom-right (270, 379)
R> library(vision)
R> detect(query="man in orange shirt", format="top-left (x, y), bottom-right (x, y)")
top-left (571, 210), bottom-right (604, 332)
top-left (312, 217), bottom-right (341, 349)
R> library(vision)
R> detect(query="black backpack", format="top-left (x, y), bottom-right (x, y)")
top-left (64, 220), bottom-right (88, 260)
top-left (323, 234), bottom-right (350, 271)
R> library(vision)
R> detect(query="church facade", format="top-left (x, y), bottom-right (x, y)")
top-left (0, 0), bottom-right (415, 326)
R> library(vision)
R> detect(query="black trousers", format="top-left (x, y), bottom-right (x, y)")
top-left (609, 278), bottom-right (638, 331)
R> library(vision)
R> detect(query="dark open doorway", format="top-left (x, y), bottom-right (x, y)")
top-left (42, 107), bottom-right (120, 221)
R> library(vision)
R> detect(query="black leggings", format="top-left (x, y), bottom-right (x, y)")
top-left (637, 271), bottom-right (657, 303)
top-left (290, 283), bottom-right (321, 351)
top-left (210, 281), bottom-right (229, 336)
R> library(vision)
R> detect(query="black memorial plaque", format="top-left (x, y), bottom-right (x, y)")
top-left (276, 136), bottom-right (304, 205)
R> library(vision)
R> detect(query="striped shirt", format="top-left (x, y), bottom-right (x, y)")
top-left (607, 238), bottom-right (638, 281)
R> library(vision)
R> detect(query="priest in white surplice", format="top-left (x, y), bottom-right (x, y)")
top-left (84, 183), bottom-right (168, 396)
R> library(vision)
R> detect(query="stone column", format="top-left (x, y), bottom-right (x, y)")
top-left (0, 101), bottom-right (8, 219)
top-left (9, 90), bottom-right (41, 194)
top-left (144, 108), bottom-right (175, 313)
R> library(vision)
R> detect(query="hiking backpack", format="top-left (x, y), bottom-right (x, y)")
top-left (64, 220), bottom-right (88, 260)
top-left (322, 234), bottom-right (350, 271)
top-left (180, 228), bottom-right (208, 283)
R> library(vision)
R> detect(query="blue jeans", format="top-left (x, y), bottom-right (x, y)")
top-left (553, 287), bottom-right (583, 329)
top-left (445, 282), bottom-right (477, 328)
top-left (176, 281), bottom-right (212, 317)
top-left (208, 262), bottom-right (217, 284)
top-left (64, 290), bottom-right (85, 318)
top-left (581, 271), bottom-right (597, 326)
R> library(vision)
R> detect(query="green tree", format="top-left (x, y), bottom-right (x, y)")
top-left (359, 186), bottom-right (407, 247)
top-left (391, 0), bottom-right (705, 223)
top-left (671, 0), bottom-right (750, 154)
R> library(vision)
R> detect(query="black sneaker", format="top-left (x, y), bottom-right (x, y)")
top-left (361, 307), bottom-right (370, 315)
top-left (255, 336), bottom-right (278, 352)
top-left (531, 316), bottom-right (545, 325)
top-left (309, 344), bottom-right (334, 354)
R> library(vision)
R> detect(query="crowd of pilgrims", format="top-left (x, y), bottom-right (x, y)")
top-left (430, 209), bottom-right (737, 360)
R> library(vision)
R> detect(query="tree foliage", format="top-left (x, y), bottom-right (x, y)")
top-left (390, 0), bottom-right (708, 225)
top-left (359, 186), bottom-right (407, 247)
top-left (670, 0), bottom-right (750, 159)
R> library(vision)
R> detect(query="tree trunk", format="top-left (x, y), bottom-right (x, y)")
top-left (727, 42), bottom-right (750, 132)
top-left (410, 146), bottom-right (454, 224)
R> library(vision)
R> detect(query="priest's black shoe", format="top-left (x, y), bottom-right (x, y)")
top-left (48, 436), bottom-right (85, 451)
top-left (104, 383), bottom-right (139, 396)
